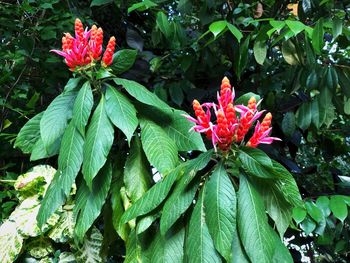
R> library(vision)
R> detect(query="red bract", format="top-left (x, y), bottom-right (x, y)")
top-left (51, 18), bottom-right (116, 71)
top-left (184, 77), bottom-right (281, 152)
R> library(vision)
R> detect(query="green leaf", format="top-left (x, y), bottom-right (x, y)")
top-left (227, 23), bottom-right (243, 42)
top-left (311, 99), bottom-right (320, 128)
top-left (282, 39), bottom-right (300, 65)
top-left (124, 230), bottom-right (144, 263)
top-left (231, 222), bottom-right (249, 263)
top-left (136, 213), bottom-right (159, 235)
top-left (82, 95), bottom-right (114, 189)
top-left (30, 137), bottom-right (61, 161)
top-left (296, 102), bottom-right (312, 130)
top-left (204, 163), bottom-right (236, 261)
top-left (72, 81), bottom-right (93, 135)
top-left (185, 185), bottom-right (222, 263)
top-left (330, 195), bottom-right (348, 222)
top-left (253, 39), bottom-right (267, 65)
top-left (209, 20), bottom-right (227, 38)
top-left (156, 12), bottom-right (172, 38)
top-left (140, 118), bottom-right (178, 175)
top-left (238, 175), bottom-right (275, 263)
top-left (312, 19), bottom-right (324, 54)
top-left (113, 78), bottom-right (171, 112)
top-left (90, 0), bottom-right (113, 6)
top-left (111, 49), bottom-right (138, 74)
top-left (285, 20), bottom-right (305, 36)
top-left (300, 216), bottom-right (316, 235)
top-left (164, 110), bottom-right (206, 152)
top-left (64, 77), bottom-right (82, 92)
top-left (0, 221), bottom-right (24, 263)
top-left (282, 112), bottom-right (295, 137)
top-left (326, 66), bottom-right (338, 89)
top-left (75, 227), bottom-right (104, 262)
top-left (292, 207), bottom-right (307, 224)
top-left (239, 147), bottom-right (275, 179)
top-left (58, 252), bottom-right (76, 262)
top-left (306, 70), bottom-right (318, 89)
top-left (74, 162), bottom-right (112, 241)
top-left (332, 18), bottom-right (343, 40)
top-left (128, 0), bottom-right (157, 13)
top-left (305, 200), bottom-right (323, 223)
top-left (146, 225), bottom-right (185, 263)
top-left (40, 90), bottom-right (78, 149)
top-left (105, 85), bottom-right (138, 144)
top-left (316, 196), bottom-right (331, 217)
top-left (160, 173), bottom-right (199, 235)
top-left (234, 35), bottom-right (250, 78)
top-left (120, 165), bottom-right (183, 224)
top-left (124, 136), bottom-right (152, 202)
top-left (37, 122), bottom-right (84, 227)
top-left (15, 112), bottom-right (43, 153)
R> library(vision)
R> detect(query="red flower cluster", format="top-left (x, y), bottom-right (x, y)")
top-left (51, 18), bottom-right (116, 71)
top-left (185, 77), bottom-right (281, 151)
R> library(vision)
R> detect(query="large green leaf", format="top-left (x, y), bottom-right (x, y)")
top-left (312, 19), bottom-right (324, 54)
top-left (296, 102), bottom-right (312, 130)
top-left (14, 112), bottom-right (43, 154)
top-left (64, 77), bottom-right (82, 92)
top-left (30, 137), bottom-right (61, 161)
top-left (238, 175), bottom-right (275, 263)
top-left (0, 221), bottom-right (24, 263)
top-left (82, 95), bottom-right (114, 189)
top-left (185, 185), bottom-right (222, 263)
top-left (71, 81), bottom-right (93, 135)
top-left (111, 49), bottom-right (138, 74)
top-left (113, 78), bottom-right (171, 111)
top-left (160, 173), bottom-right (199, 235)
top-left (124, 230), bottom-right (144, 263)
top-left (238, 147), bottom-right (275, 178)
top-left (75, 227), bottom-right (104, 262)
top-left (253, 39), bottom-right (267, 65)
top-left (40, 90), bottom-right (77, 149)
top-left (204, 163), bottom-right (236, 261)
top-left (37, 122), bottom-right (84, 227)
top-left (305, 200), bottom-right (323, 223)
top-left (164, 110), bottom-right (206, 152)
top-left (209, 20), bottom-right (227, 38)
top-left (146, 224), bottom-right (185, 263)
top-left (124, 136), bottom-right (152, 202)
top-left (231, 222), bottom-right (249, 263)
top-left (105, 84), bottom-right (138, 144)
top-left (121, 165), bottom-right (183, 224)
top-left (74, 162), bottom-right (112, 241)
top-left (140, 118), bottom-right (178, 175)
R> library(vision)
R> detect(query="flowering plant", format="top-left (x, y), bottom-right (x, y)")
top-left (185, 77), bottom-right (281, 152)
top-left (52, 18), bottom-right (116, 71)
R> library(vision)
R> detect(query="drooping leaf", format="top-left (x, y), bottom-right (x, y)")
top-left (90, 0), bottom-right (113, 7)
top-left (82, 95), bottom-right (114, 189)
top-left (37, 122), bottom-right (84, 228)
top-left (185, 185), bottom-right (222, 263)
top-left (164, 110), bottom-right (206, 152)
top-left (296, 102), bottom-right (312, 130)
top-left (292, 207), bottom-right (307, 224)
top-left (75, 226), bottom-right (104, 262)
top-left (0, 221), bottom-right (24, 263)
top-left (285, 20), bottom-right (305, 35)
top-left (316, 196), bottom-right (331, 217)
top-left (113, 78), bottom-right (171, 112)
top-left (105, 85), bottom-right (138, 144)
top-left (300, 216), bottom-right (316, 235)
top-left (128, 0), bottom-right (157, 13)
top-left (40, 90), bottom-right (77, 149)
top-left (71, 81), bottom-right (93, 135)
top-left (121, 165), bottom-right (183, 224)
top-left (253, 39), bottom-right (267, 65)
top-left (140, 118), bottom-right (178, 175)
top-left (74, 162), bottom-right (112, 241)
top-left (156, 11), bottom-right (172, 38)
top-left (282, 112), bottom-right (296, 137)
top-left (330, 195), bottom-right (348, 222)
top-left (30, 136), bottom-right (61, 161)
top-left (209, 20), bottom-right (227, 38)
top-left (124, 136), bottom-right (152, 202)
top-left (231, 221), bottom-right (249, 263)
top-left (160, 173), bottom-right (200, 235)
top-left (332, 18), bottom-right (343, 40)
top-left (111, 49), bottom-right (138, 74)
top-left (124, 230), bottom-right (144, 263)
top-left (14, 112), bottom-right (43, 154)
top-left (136, 213), bottom-right (159, 235)
top-left (64, 77), bottom-right (82, 92)
top-left (204, 163), bottom-right (236, 261)
top-left (282, 39), bottom-right (300, 65)
top-left (227, 22), bottom-right (243, 42)
top-left (146, 224), bottom-right (185, 263)
top-left (239, 147), bottom-right (275, 179)
top-left (238, 175), bottom-right (275, 263)
top-left (305, 200), bottom-right (323, 223)
top-left (312, 19), bottom-right (324, 54)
